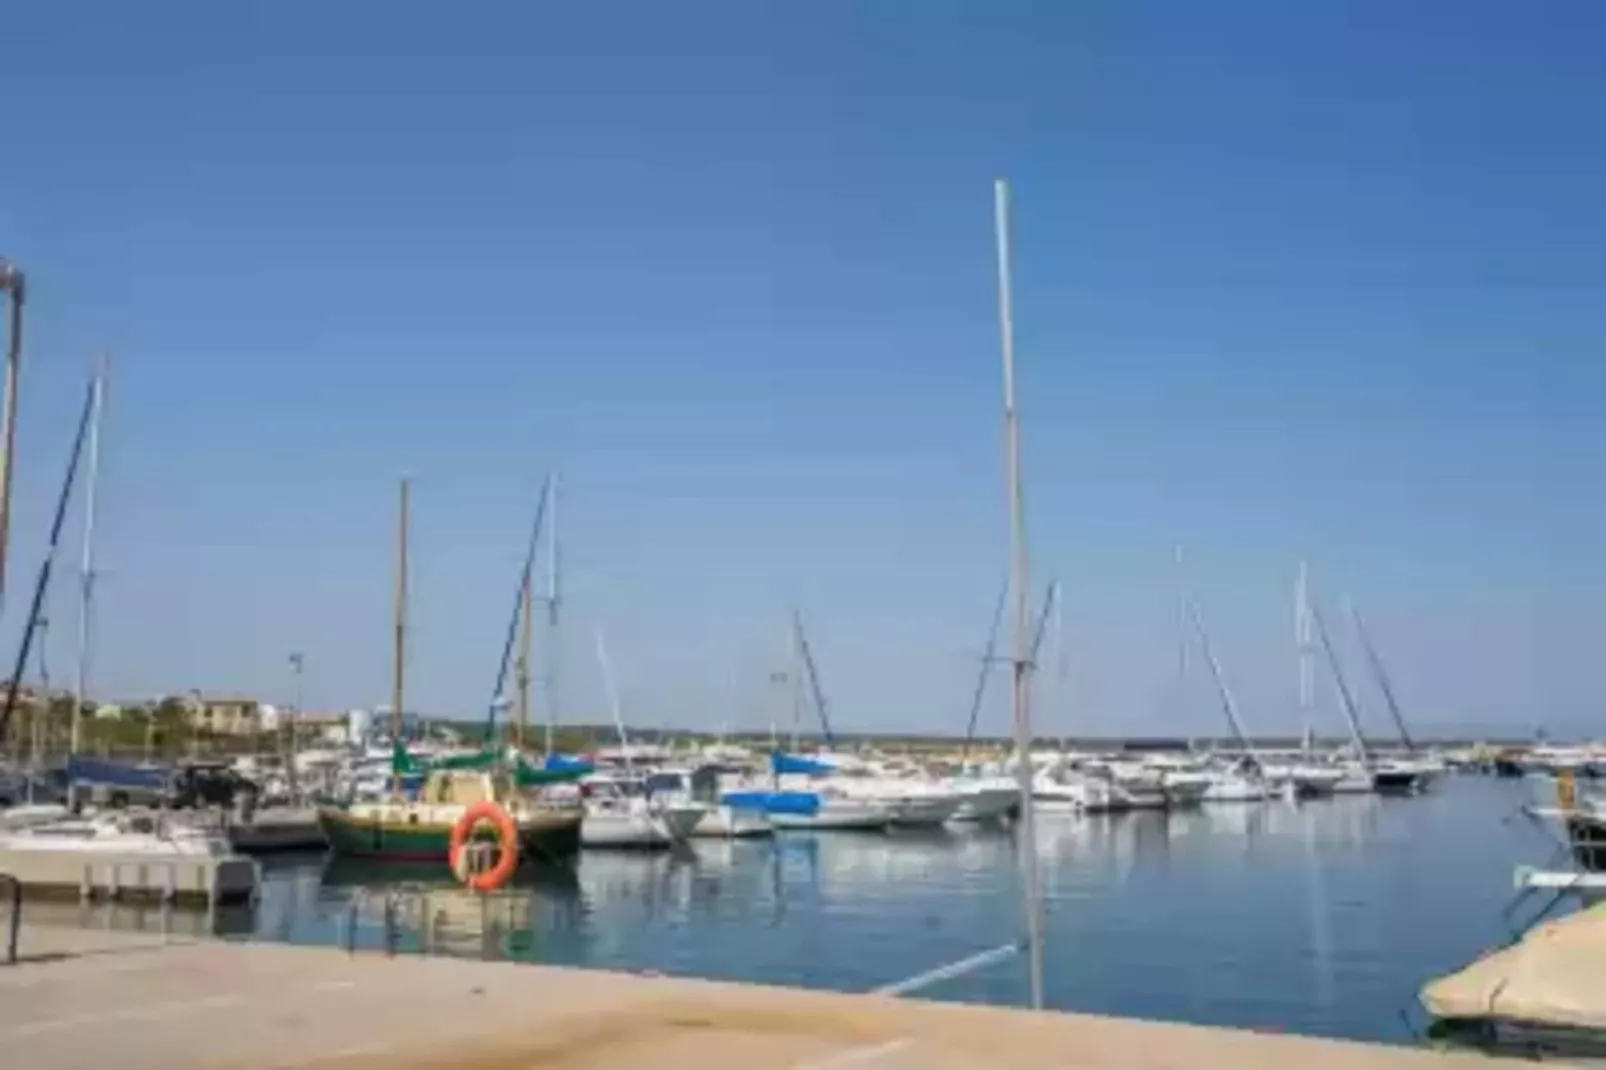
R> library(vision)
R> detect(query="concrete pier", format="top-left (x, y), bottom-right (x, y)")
top-left (0, 921), bottom-right (1507, 1070)
top-left (0, 846), bottom-right (258, 906)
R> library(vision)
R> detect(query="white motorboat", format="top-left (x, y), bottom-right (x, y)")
top-left (1094, 762), bottom-right (1170, 810)
top-left (1262, 763), bottom-right (1345, 798)
top-left (769, 757), bottom-right (960, 829)
top-left (1, 809), bottom-right (231, 856)
top-left (688, 803), bottom-right (772, 839)
top-left (1158, 770), bottom-right (1212, 808)
top-left (0, 802), bottom-right (70, 831)
top-left (642, 767), bottom-right (769, 839)
top-left (579, 775), bottom-right (707, 849)
top-left (767, 797), bottom-right (890, 831)
top-left (885, 792), bottom-right (963, 827)
top-left (946, 778), bottom-right (1020, 822)
top-left (581, 794), bottom-right (707, 848)
top-left (1199, 771), bottom-right (1270, 803)
top-left (1329, 763), bottom-right (1377, 794)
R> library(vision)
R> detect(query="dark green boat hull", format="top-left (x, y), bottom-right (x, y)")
top-left (316, 806), bottom-right (582, 866)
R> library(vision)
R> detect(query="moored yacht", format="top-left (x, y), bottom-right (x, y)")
top-left (578, 773), bottom-right (707, 849)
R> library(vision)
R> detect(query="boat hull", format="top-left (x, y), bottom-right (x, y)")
top-left (316, 805), bottom-right (582, 864)
top-left (688, 804), bottom-right (773, 838)
top-left (769, 803), bottom-right (889, 831)
top-left (1566, 812), bottom-right (1606, 873)
top-left (886, 795), bottom-right (963, 828)
top-left (949, 787), bottom-right (1019, 823)
top-left (1371, 769), bottom-right (1419, 795)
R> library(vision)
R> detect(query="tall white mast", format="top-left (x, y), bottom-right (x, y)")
top-left (1296, 561), bottom-right (1314, 754)
top-left (1174, 545), bottom-right (1188, 724)
top-left (995, 178), bottom-right (1045, 1010)
top-left (544, 471), bottom-right (560, 757)
top-left (594, 627), bottom-right (632, 777)
top-left (68, 355), bottom-right (107, 799)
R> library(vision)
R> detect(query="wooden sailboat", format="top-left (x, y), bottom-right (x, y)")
top-left (317, 478), bottom-right (583, 865)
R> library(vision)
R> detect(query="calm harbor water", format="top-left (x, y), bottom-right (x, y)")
top-left (229, 777), bottom-right (1555, 1043)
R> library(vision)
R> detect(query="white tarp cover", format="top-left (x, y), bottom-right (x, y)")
top-left (1421, 903), bottom-right (1606, 1029)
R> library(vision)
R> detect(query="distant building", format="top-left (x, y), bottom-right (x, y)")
top-left (183, 691), bottom-right (261, 736)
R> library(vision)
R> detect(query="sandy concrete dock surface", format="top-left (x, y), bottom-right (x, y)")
top-left (1, 923), bottom-right (1506, 1070)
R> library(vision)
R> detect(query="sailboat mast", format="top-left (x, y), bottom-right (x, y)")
top-left (788, 618), bottom-right (803, 752)
top-left (1174, 546), bottom-right (1188, 706)
top-left (594, 627), bottom-right (632, 777)
top-left (1349, 600), bottom-right (1415, 754)
top-left (1188, 601), bottom-right (1257, 756)
top-left (0, 377), bottom-right (95, 748)
top-left (1296, 562), bottom-right (1314, 751)
top-left (390, 476), bottom-right (409, 794)
top-left (792, 612), bottom-right (836, 748)
top-left (1310, 600), bottom-right (1368, 761)
top-left (994, 178), bottom-right (1044, 1011)
top-left (544, 472), bottom-right (560, 758)
top-left (70, 356), bottom-right (107, 776)
top-left (958, 580), bottom-right (1009, 762)
top-left (0, 259), bottom-right (25, 608)
top-left (515, 572), bottom-right (532, 749)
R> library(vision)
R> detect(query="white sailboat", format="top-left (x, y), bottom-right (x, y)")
top-left (580, 630), bottom-right (707, 848)
top-left (1263, 563), bottom-right (1345, 798)
top-left (1187, 601), bottom-right (1271, 804)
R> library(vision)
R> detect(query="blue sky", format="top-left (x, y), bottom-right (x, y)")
top-left (1, 2), bottom-right (1602, 739)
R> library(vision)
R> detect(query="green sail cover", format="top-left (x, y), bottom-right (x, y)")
top-left (390, 741), bottom-right (588, 786)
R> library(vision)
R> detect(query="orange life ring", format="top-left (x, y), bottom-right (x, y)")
top-left (448, 800), bottom-right (520, 892)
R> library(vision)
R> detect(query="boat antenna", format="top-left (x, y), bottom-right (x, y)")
top-left (0, 375), bottom-right (95, 745)
top-left (995, 178), bottom-right (1045, 1010)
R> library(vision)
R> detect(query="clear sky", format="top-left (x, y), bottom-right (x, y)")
top-left (1, 2), bottom-right (1602, 740)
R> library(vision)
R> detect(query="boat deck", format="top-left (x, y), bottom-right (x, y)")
top-left (1, 922), bottom-right (1504, 1070)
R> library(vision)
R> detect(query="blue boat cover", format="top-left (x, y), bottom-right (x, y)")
top-left (770, 751), bottom-right (835, 776)
top-left (66, 756), bottom-right (167, 790)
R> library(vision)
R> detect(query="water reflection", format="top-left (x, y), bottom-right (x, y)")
top-left (233, 779), bottom-right (1542, 1045)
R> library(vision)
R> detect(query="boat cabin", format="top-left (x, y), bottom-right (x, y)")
top-left (419, 770), bottom-right (514, 807)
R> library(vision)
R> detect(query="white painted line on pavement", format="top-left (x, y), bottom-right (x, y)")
top-left (791, 1038), bottom-right (914, 1070)
top-left (268, 1040), bottom-right (395, 1068)
top-left (3, 993), bottom-right (246, 1038)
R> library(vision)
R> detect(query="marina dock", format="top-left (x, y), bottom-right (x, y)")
top-left (0, 845), bottom-right (258, 906)
top-left (2, 921), bottom-right (1502, 1070)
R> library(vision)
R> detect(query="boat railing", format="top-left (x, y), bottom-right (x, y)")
top-left (0, 872), bottom-right (19, 965)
